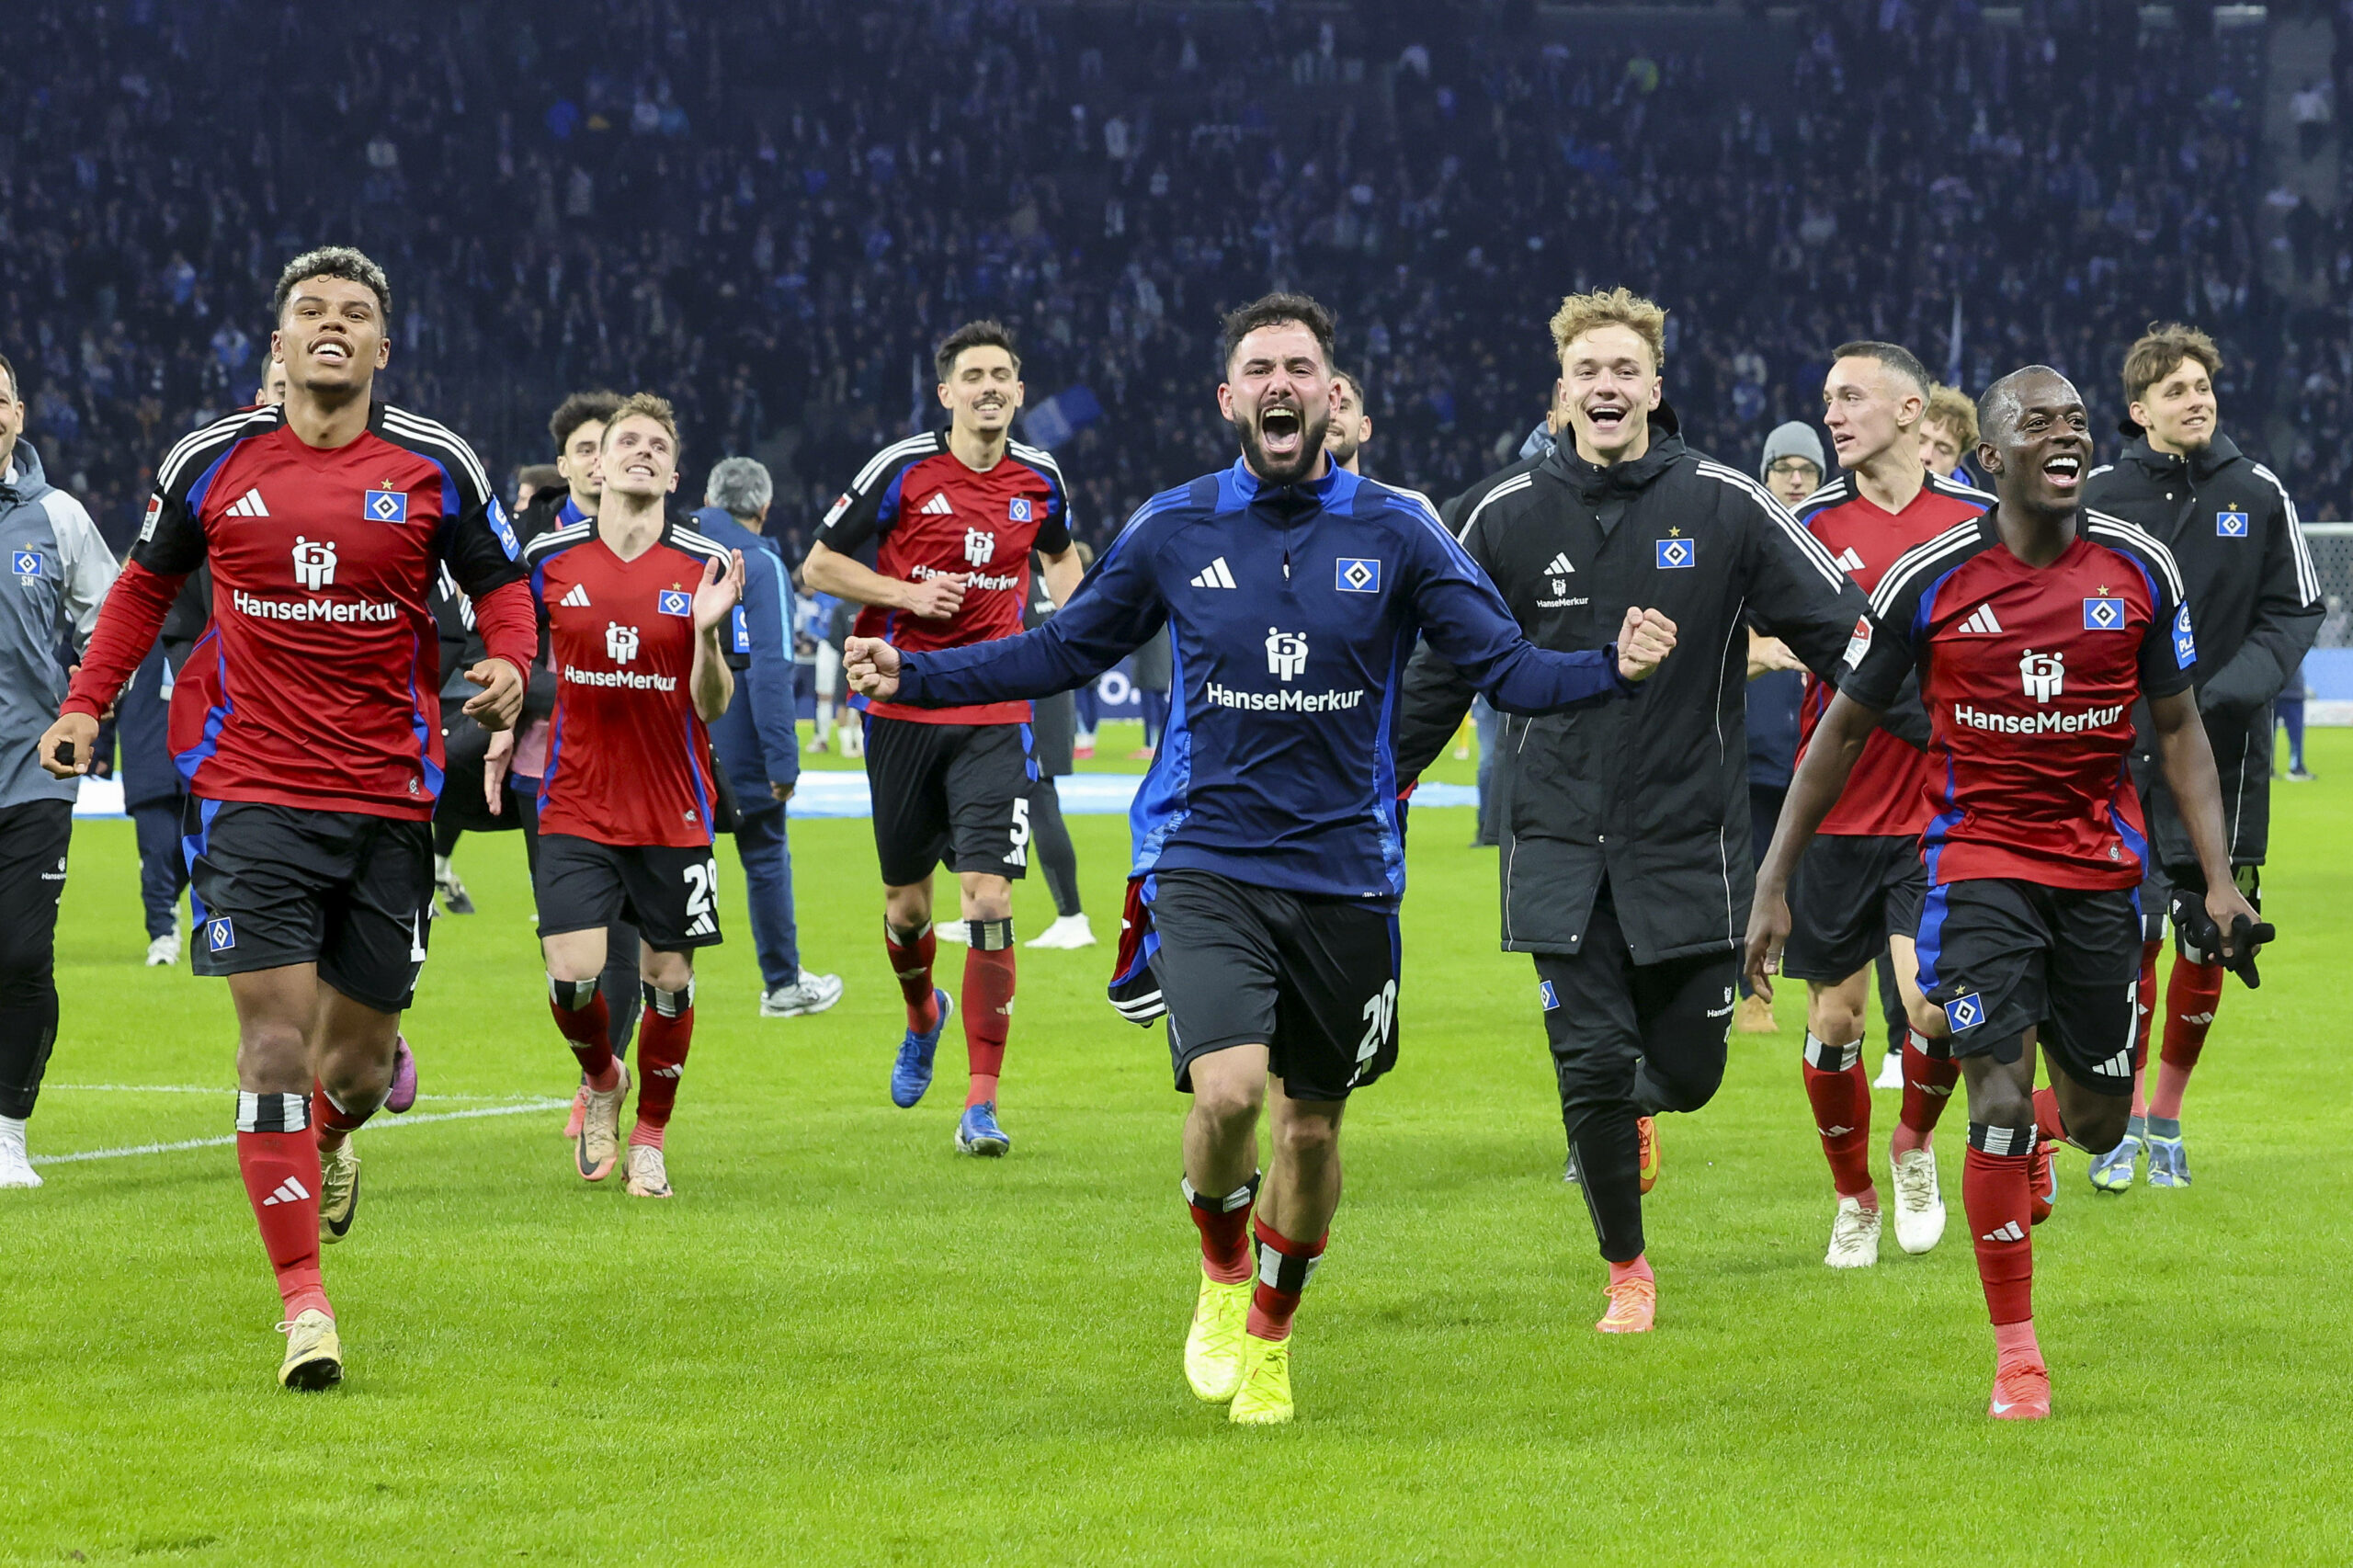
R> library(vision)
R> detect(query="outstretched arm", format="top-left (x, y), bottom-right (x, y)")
top-left (1744, 688), bottom-right (1882, 1000)
top-left (849, 526), bottom-right (1165, 706)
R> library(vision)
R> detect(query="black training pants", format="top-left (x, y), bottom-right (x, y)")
top-left (1532, 882), bottom-right (1739, 1263)
top-left (1027, 776), bottom-right (1081, 919)
top-left (0, 801), bottom-right (74, 1119)
top-left (131, 798), bottom-right (189, 939)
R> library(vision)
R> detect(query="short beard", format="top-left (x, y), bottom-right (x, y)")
top-left (1324, 432), bottom-right (1361, 470)
top-left (1233, 409), bottom-right (1331, 487)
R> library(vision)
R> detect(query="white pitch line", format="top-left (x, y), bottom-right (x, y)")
top-left (50, 1084), bottom-right (552, 1103)
top-left (30, 1098), bottom-right (571, 1166)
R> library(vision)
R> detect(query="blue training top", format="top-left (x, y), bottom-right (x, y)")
top-left (894, 458), bottom-right (1633, 903)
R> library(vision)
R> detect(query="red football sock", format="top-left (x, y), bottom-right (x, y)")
top-left (886, 923), bottom-right (940, 1033)
top-left (1893, 1030), bottom-right (1958, 1155)
top-left (2030, 1085), bottom-right (2068, 1149)
top-left (310, 1082), bottom-right (373, 1153)
top-left (1993, 1317), bottom-right (2042, 1367)
top-left (235, 1096), bottom-right (328, 1320)
top-left (549, 983), bottom-right (619, 1090)
top-left (1185, 1173), bottom-right (1257, 1284)
top-left (1962, 1136), bottom-right (2034, 1325)
top-left (961, 940), bottom-right (1015, 1108)
top-left (630, 987), bottom-right (693, 1149)
top-left (1245, 1215), bottom-right (1326, 1342)
top-left (2151, 959), bottom-right (2224, 1119)
top-left (1801, 1038), bottom-right (1875, 1202)
top-left (1608, 1254), bottom-right (1654, 1290)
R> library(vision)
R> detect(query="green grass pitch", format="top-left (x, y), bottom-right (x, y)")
top-left (8, 724), bottom-right (2350, 1564)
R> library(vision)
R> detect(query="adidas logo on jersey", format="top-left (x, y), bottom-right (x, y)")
top-left (1959, 604), bottom-right (2004, 634)
top-left (1980, 1221), bottom-right (2026, 1244)
top-left (1190, 557), bottom-right (1237, 589)
top-left (226, 487), bottom-right (271, 518)
top-left (2092, 1048), bottom-right (2132, 1077)
top-left (920, 492), bottom-right (955, 516)
top-left (1833, 546), bottom-right (1866, 572)
top-left (559, 584), bottom-right (592, 608)
top-left (261, 1176), bottom-right (312, 1206)
top-left (1545, 551), bottom-right (1575, 575)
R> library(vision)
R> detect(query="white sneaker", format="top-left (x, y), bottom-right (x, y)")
top-left (934, 920), bottom-right (971, 945)
top-left (0, 1119), bottom-right (41, 1188)
top-left (1026, 913), bottom-right (1097, 949)
top-left (1889, 1145), bottom-right (1947, 1254)
top-left (760, 972), bottom-right (845, 1017)
top-left (146, 931), bottom-right (182, 967)
top-left (1824, 1194), bottom-right (1881, 1267)
top-left (1871, 1049), bottom-right (1904, 1090)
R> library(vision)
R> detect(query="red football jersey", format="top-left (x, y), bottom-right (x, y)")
top-left (1845, 512), bottom-right (2196, 890)
top-left (1793, 471), bottom-right (1992, 836)
top-left (526, 518), bottom-right (733, 848)
top-left (814, 432), bottom-right (1073, 724)
top-left (65, 402), bottom-right (529, 819)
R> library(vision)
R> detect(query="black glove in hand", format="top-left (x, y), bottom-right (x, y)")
top-left (2223, 914), bottom-right (2276, 990)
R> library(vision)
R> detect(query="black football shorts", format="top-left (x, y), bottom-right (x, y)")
top-left (1915, 877), bottom-right (2141, 1095)
top-left (1781, 832), bottom-right (1926, 983)
top-left (863, 713), bottom-right (1037, 887)
top-left (182, 797), bottom-right (433, 1014)
top-left (1148, 869), bottom-right (1401, 1102)
top-left (535, 834), bottom-right (723, 952)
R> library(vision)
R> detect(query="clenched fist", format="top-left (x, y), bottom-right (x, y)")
top-left (1615, 607), bottom-right (1677, 682)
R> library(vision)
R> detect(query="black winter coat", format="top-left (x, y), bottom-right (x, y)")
top-left (1396, 409), bottom-right (1870, 963)
top-left (2083, 430), bottom-right (2321, 867)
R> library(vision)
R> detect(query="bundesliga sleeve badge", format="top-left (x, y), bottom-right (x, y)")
top-left (2172, 602), bottom-right (2198, 668)
top-left (1841, 614), bottom-right (1872, 670)
top-left (657, 589), bottom-right (693, 618)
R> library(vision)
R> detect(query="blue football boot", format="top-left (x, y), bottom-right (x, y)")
top-left (2088, 1132), bottom-right (2143, 1193)
top-left (955, 1100), bottom-right (1011, 1157)
top-left (891, 988), bottom-right (952, 1108)
top-left (2145, 1134), bottom-right (2192, 1187)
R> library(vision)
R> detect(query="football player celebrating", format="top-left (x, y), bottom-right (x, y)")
top-left (803, 321), bottom-right (1084, 1156)
top-left (847, 292), bottom-right (1677, 1426)
top-left (40, 247), bottom-right (535, 1390)
top-left (1746, 366), bottom-right (2269, 1420)
top-left (2080, 324), bottom-right (2320, 1188)
top-left (512, 395), bottom-right (743, 1200)
top-left (1786, 343), bottom-right (1991, 1267)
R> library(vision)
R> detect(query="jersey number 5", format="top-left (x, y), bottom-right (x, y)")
top-left (1006, 796), bottom-right (1031, 868)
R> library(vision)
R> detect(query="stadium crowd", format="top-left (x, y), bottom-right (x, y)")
top-left (0, 0), bottom-right (2327, 562)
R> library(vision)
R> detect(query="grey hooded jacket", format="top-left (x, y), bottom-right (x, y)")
top-left (1, 441), bottom-right (118, 808)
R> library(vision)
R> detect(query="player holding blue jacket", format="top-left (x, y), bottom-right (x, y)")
top-left (847, 293), bottom-right (1678, 1426)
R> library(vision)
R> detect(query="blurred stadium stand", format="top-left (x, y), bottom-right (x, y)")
top-left (1, 0), bottom-right (2344, 588)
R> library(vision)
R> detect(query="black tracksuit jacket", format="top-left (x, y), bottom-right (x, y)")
top-left (2082, 430), bottom-right (2322, 868)
top-left (1395, 408), bottom-right (1870, 964)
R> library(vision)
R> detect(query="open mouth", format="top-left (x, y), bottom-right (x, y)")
top-left (975, 396), bottom-right (1006, 413)
top-left (1586, 403), bottom-right (1628, 435)
top-left (2042, 455), bottom-right (2082, 489)
top-left (1258, 403), bottom-right (1302, 458)
top-left (313, 339), bottom-right (350, 364)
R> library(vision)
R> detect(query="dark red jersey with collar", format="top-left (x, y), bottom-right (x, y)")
top-left (813, 431), bottom-right (1073, 725)
top-left (1844, 511), bottom-right (2195, 889)
top-left (1793, 470), bottom-right (1993, 836)
top-left (526, 518), bottom-right (732, 848)
top-left (63, 402), bottom-right (531, 819)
